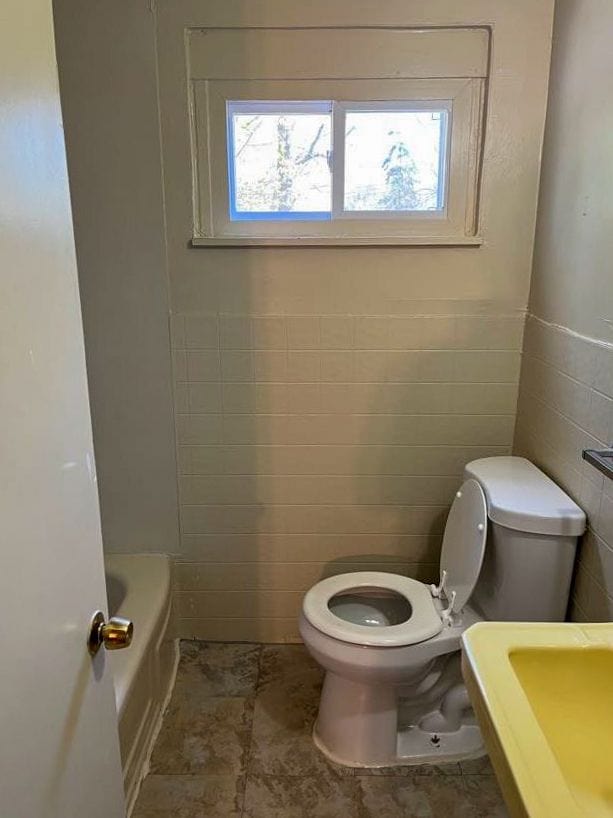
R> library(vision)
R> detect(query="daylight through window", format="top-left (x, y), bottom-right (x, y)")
top-left (227, 100), bottom-right (449, 222)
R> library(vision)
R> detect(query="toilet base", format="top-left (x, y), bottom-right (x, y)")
top-left (312, 666), bottom-right (485, 769)
top-left (396, 723), bottom-right (484, 765)
top-left (314, 719), bottom-right (485, 769)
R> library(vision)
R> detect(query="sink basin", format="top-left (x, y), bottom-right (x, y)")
top-left (511, 646), bottom-right (613, 810)
top-left (462, 622), bottom-right (613, 818)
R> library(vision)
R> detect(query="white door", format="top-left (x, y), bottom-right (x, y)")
top-left (0, 2), bottom-right (126, 817)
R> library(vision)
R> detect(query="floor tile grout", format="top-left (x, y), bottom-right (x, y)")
top-left (134, 640), bottom-right (505, 818)
top-left (240, 644), bottom-right (262, 817)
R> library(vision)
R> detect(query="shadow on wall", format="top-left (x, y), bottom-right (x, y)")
top-left (173, 266), bottom-right (520, 641)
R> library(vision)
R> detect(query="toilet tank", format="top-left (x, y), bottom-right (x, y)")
top-left (463, 457), bottom-right (586, 622)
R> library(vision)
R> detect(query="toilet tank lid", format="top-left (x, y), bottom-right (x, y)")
top-left (463, 456), bottom-right (586, 537)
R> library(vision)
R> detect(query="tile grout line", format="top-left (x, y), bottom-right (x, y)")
top-left (240, 643), bottom-right (263, 817)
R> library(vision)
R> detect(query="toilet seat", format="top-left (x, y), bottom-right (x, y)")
top-left (302, 571), bottom-right (443, 647)
top-left (302, 479), bottom-right (489, 648)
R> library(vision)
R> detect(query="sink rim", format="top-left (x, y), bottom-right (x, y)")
top-left (462, 622), bottom-right (613, 818)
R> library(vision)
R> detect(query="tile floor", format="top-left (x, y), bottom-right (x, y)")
top-left (133, 642), bottom-right (509, 817)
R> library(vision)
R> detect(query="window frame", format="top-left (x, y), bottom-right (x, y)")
top-left (331, 100), bottom-right (451, 220)
top-left (193, 77), bottom-right (484, 245)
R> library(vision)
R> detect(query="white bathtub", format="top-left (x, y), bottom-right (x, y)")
top-left (105, 554), bottom-right (178, 813)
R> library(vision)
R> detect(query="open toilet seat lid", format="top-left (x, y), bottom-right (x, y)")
top-left (302, 571), bottom-right (443, 647)
top-left (438, 478), bottom-right (488, 614)
top-left (302, 480), bottom-right (488, 647)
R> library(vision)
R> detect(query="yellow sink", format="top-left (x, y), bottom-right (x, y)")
top-left (462, 622), bottom-right (613, 818)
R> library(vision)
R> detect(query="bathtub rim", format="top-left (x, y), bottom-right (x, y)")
top-left (104, 552), bottom-right (172, 717)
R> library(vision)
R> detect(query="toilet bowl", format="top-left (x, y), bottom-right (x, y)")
top-left (299, 456), bottom-right (586, 768)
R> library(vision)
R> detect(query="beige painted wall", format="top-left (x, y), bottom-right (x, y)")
top-left (514, 0), bottom-right (613, 621)
top-left (156, 0), bottom-right (555, 641)
top-left (53, 0), bottom-right (556, 638)
top-left (53, 1), bottom-right (180, 554)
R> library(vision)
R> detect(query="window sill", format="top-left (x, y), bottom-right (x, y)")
top-left (190, 235), bottom-right (484, 248)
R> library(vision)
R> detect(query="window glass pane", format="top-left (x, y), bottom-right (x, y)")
top-left (229, 105), bottom-right (332, 218)
top-left (344, 109), bottom-right (447, 212)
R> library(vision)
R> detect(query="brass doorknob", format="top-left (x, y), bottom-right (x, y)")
top-left (88, 610), bottom-right (134, 655)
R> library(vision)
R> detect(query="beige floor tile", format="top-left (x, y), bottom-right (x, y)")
top-left (136, 642), bottom-right (510, 818)
top-left (132, 774), bottom-right (244, 817)
top-left (243, 773), bottom-right (360, 818)
top-left (177, 640), bottom-right (261, 696)
top-left (250, 645), bottom-right (352, 778)
top-left (459, 755), bottom-right (495, 775)
top-left (150, 689), bottom-right (253, 775)
top-left (412, 762), bottom-right (463, 776)
top-left (353, 761), bottom-right (461, 777)
top-left (358, 774), bottom-right (476, 818)
top-left (464, 775), bottom-right (510, 817)
top-left (353, 765), bottom-right (412, 777)
top-left (256, 644), bottom-right (322, 688)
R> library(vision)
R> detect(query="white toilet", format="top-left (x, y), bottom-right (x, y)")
top-left (299, 456), bottom-right (586, 768)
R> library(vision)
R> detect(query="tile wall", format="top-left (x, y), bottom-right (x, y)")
top-left (514, 316), bottom-right (613, 621)
top-left (155, 0), bottom-right (554, 642)
top-left (172, 307), bottom-right (523, 640)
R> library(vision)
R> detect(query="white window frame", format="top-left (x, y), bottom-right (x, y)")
top-left (192, 77), bottom-right (484, 246)
top-left (331, 100), bottom-right (451, 220)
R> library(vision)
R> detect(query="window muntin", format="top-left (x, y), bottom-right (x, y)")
top-left (226, 100), bottom-right (449, 223)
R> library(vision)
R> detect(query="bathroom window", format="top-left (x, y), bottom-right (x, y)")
top-left (226, 100), bottom-right (449, 222)
top-left (188, 27), bottom-right (488, 245)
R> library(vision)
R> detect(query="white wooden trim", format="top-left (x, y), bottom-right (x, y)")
top-left (191, 234), bottom-right (484, 247)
